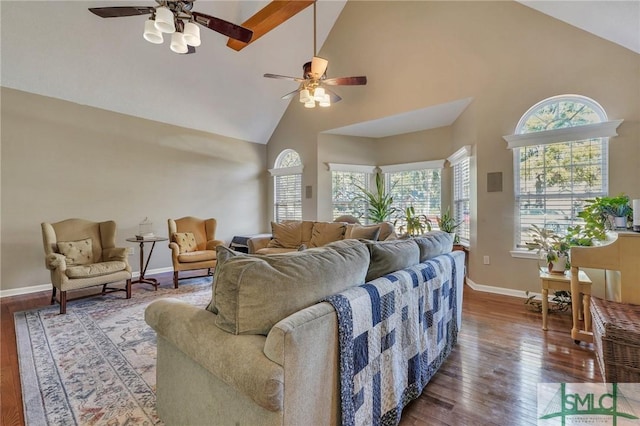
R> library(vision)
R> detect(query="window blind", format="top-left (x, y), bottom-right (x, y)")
top-left (331, 170), bottom-right (369, 222)
top-left (452, 157), bottom-right (470, 242)
top-left (386, 169), bottom-right (441, 231)
top-left (274, 173), bottom-right (302, 222)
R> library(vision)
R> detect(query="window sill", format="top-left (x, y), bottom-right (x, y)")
top-left (510, 249), bottom-right (539, 260)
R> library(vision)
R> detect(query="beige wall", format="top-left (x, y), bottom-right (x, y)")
top-left (1, 88), bottom-right (267, 293)
top-left (267, 1), bottom-right (640, 295)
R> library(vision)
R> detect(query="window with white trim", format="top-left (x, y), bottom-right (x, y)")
top-left (504, 95), bottom-right (622, 247)
top-left (270, 149), bottom-right (303, 222)
top-left (329, 164), bottom-right (374, 222)
top-left (449, 146), bottom-right (471, 243)
top-left (380, 161), bottom-right (444, 231)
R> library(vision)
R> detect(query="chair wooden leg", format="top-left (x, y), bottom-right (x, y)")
top-left (50, 287), bottom-right (57, 305)
top-left (173, 271), bottom-right (179, 289)
top-left (60, 291), bottom-right (67, 314)
top-left (126, 278), bottom-right (132, 299)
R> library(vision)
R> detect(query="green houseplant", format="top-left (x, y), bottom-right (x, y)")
top-left (396, 206), bottom-right (432, 237)
top-left (526, 224), bottom-right (571, 273)
top-left (355, 172), bottom-right (396, 223)
top-left (578, 194), bottom-right (632, 233)
top-left (437, 207), bottom-right (463, 243)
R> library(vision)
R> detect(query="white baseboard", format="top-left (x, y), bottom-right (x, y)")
top-left (0, 267), bottom-right (175, 299)
top-left (465, 277), bottom-right (541, 300)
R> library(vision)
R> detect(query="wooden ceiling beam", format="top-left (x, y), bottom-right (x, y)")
top-left (226, 0), bottom-right (315, 51)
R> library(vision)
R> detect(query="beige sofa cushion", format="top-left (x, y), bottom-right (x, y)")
top-left (210, 240), bottom-right (370, 335)
top-left (365, 239), bottom-right (420, 282)
top-left (177, 250), bottom-right (216, 263)
top-left (345, 224), bottom-right (381, 241)
top-left (57, 238), bottom-right (93, 266)
top-left (267, 221), bottom-right (303, 249)
top-left (309, 222), bottom-right (346, 247)
top-left (66, 260), bottom-right (127, 278)
top-left (413, 231), bottom-right (454, 262)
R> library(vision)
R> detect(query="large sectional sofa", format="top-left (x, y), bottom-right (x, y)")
top-left (145, 231), bottom-right (464, 425)
top-left (247, 220), bottom-right (396, 254)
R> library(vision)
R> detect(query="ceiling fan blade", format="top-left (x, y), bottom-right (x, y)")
top-left (324, 88), bottom-right (342, 103)
top-left (88, 6), bottom-right (153, 18)
top-left (264, 73), bottom-right (305, 82)
top-left (192, 12), bottom-right (253, 43)
top-left (322, 76), bottom-right (368, 86)
top-left (281, 89), bottom-right (302, 100)
top-left (311, 57), bottom-right (329, 79)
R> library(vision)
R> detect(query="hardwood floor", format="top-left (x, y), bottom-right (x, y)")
top-left (1, 273), bottom-right (600, 426)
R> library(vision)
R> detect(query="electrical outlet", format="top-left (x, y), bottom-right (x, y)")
top-left (483, 255), bottom-right (490, 265)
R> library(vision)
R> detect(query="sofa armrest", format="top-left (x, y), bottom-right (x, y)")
top-left (248, 235), bottom-right (272, 254)
top-left (263, 302), bottom-right (341, 425)
top-left (206, 239), bottom-right (226, 251)
top-left (145, 299), bottom-right (284, 412)
top-left (46, 253), bottom-right (67, 271)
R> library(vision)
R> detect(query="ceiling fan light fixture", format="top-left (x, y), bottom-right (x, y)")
top-left (300, 89), bottom-right (312, 103)
top-left (314, 87), bottom-right (325, 102)
top-left (183, 22), bottom-right (201, 46)
top-left (154, 6), bottom-right (176, 34)
top-left (170, 32), bottom-right (188, 54)
top-left (304, 101), bottom-right (316, 109)
top-left (143, 19), bottom-right (164, 44)
top-left (319, 94), bottom-right (331, 107)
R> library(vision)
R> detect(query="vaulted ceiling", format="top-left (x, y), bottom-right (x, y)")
top-left (2, 1), bottom-right (638, 144)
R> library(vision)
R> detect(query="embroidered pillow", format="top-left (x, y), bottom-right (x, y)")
top-left (57, 238), bottom-right (93, 266)
top-left (173, 232), bottom-right (197, 253)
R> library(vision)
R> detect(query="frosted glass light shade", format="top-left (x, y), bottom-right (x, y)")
top-left (299, 89), bottom-right (311, 103)
top-left (314, 87), bottom-right (325, 101)
top-left (183, 22), bottom-right (201, 46)
top-left (319, 94), bottom-right (331, 107)
top-left (154, 6), bottom-right (175, 33)
top-left (304, 101), bottom-right (316, 108)
top-left (170, 32), bottom-right (188, 54)
top-left (143, 20), bottom-right (164, 44)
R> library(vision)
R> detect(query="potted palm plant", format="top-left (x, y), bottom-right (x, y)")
top-left (355, 172), bottom-right (396, 223)
top-left (526, 224), bottom-right (570, 273)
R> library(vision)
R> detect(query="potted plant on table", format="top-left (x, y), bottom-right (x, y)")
top-left (395, 206), bottom-right (432, 237)
top-left (437, 207), bottom-right (463, 243)
top-left (526, 224), bottom-right (570, 274)
top-left (578, 193), bottom-right (633, 232)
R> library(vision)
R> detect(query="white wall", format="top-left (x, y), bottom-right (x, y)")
top-left (1, 88), bottom-right (267, 294)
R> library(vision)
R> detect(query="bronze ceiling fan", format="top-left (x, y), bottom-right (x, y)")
top-left (263, 1), bottom-right (367, 107)
top-left (88, 0), bottom-right (253, 54)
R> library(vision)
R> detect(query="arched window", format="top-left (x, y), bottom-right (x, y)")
top-left (504, 95), bottom-right (622, 247)
top-left (270, 149), bottom-right (303, 221)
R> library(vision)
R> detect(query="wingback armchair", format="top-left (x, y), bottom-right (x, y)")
top-left (41, 218), bottom-right (132, 314)
top-left (167, 217), bottom-right (225, 288)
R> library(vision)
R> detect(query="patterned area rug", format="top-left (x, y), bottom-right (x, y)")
top-left (15, 278), bottom-right (212, 425)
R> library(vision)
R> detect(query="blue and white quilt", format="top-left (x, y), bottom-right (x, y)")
top-left (326, 253), bottom-right (459, 426)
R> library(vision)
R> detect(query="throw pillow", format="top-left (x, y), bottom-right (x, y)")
top-left (267, 221), bottom-right (303, 249)
top-left (413, 231), bottom-right (454, 262)
top-left (57, 238), bottom-right (93, 266)
top-left (309, 222), bottom-right (346, 247)
top-left (365, 239), bottom-right (420, 282)
top-left (348, 224), bottom-right (381, 241)
top-left (210, 240), bottom-right (370, 335)
top-left (173, 232), bottom-right (197, 254)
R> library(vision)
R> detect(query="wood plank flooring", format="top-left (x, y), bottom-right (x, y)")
top-left (1, 273), bottom-right (600, 426)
